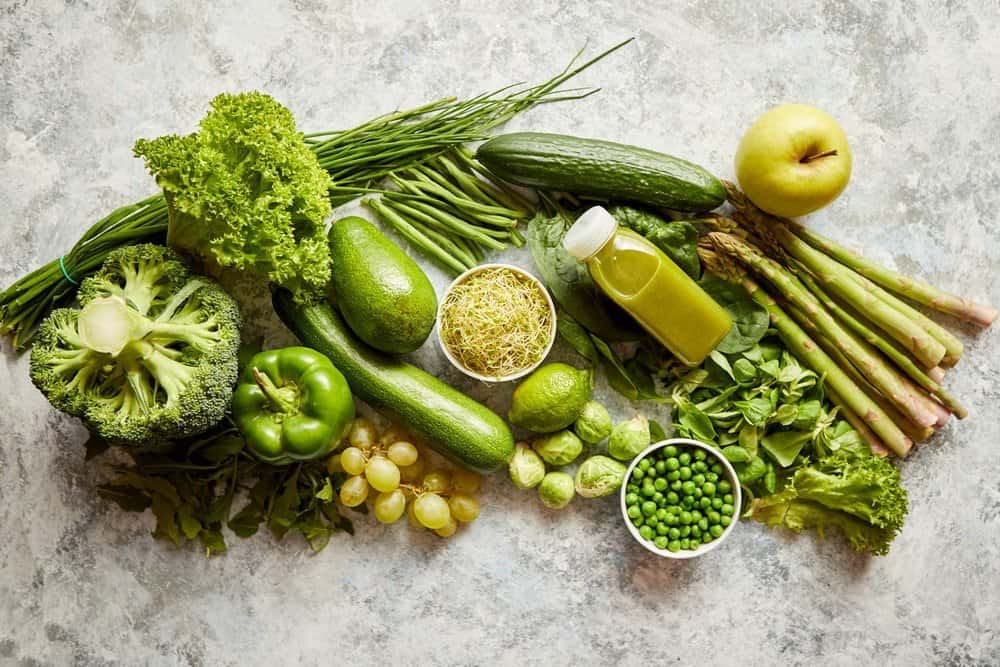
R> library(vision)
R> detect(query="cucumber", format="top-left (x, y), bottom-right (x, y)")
top-left (274, 291), bottom-right (514, 473)
top-left (477, 132), bottom-right (726, 212)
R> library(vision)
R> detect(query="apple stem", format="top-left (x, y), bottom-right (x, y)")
top-left (800, 149), bottom-right (838, 164)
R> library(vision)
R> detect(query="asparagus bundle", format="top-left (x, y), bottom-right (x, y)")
top-left (704, 185), bottom-right (994, 455)
top-left (364, 150), bottom-right (534, 275)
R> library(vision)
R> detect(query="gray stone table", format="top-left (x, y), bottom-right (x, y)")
top-left (1, 2), bottom-right (998, 665)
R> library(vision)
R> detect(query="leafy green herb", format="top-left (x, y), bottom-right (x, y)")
top-left (95, 422), bottom-right (352, 555)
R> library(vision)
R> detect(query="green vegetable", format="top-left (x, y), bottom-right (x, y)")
top-left (1, 41), bottom-right (630, 347)
top-left (134, 93), bottom-right (334, 301)
top-left (537, 471), bottom-right (575, 509)
top-left (607, 415), bottom-right (651, 461)
top-left (231, 347), bottom-right (355, 464)
top-left (327, 216), bottom-right (437, 354)
top-left (273, 291), bottom-right (514, 473)
top-left (532, 430), bottom-right (584, 466)
top-left (508, 443), bottom-right (547, 489)
top-left (698, 275), bottom-right (769, 354)
top-left (573, 400), bottom-right (613, 444)
top-left (528, 211), bottom-right (641, 341)
top-left (751, 449), bottom-right (907, 555)
top-left (574, 455), bottom-right (626, 498)
top-left (608, 206), bottom-right (701, 279)
top-left (476, 132), bottom-right (726, 211)
top-left (508, 362), bottom-right (592, 433)
top-left (29, 244), bottom-right (241, 448)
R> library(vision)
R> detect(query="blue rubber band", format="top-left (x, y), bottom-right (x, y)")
top-left (58, 256), bottom-right (79, 286)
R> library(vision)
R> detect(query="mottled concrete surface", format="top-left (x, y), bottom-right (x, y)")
top-left (1, 1), bottom-right (999, 665)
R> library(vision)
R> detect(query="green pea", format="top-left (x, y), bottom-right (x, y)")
top-left (665, 457), bottom-right (680, 471)
top-left (692, 461), bottom-right (707, 473)
top-left (679, 467), bottom-right (692, 480)
top-left (665, 513), bottom-right (678, 526)
top-left (718, 480), bottom-right (732, 493)
top-left (639, 525), bottom-right (654, 540)
top-left (681, 481), bottom-right (696, 496)
top-left (723, 493), bottom-right (734, 504)
top-left (709, 524), bottom-right (724, 538)
top-left (638, 458), bottom-right (651, 471)
top-left (667, 470), bottom-right (681, 482)
top-left (690, 510), bottom-right (702, 522)
top-left (679, 538), bottom-right (690, 550)
top-left (711, 463), bottom-right (723, 474)
top-left (701, 532), bottom-right (713, 544)
top-left (631, 515), bottom-right (643, 527)
top-left (625, 492), bottom-right (639, 505)
top-left (668, 527), bottom-right (680, 540)
top-left (679, 525), bottom-right (691, 538)
top-left (668, 540), bottom-right (681, 552)
top-left (721, 515), bottom-right (732, 527)
top-left (706, 472), bottom-right (719, 483)
top-left (627, 505), bottom-right (641, 519)
top-left (656, 522), bottom-right (669, 536)
top-left (664, 445), bottom-right (678, 458)
top-left (721, 504), bottom-right (734, 516)
top-left (665, 491), bottom-right (679, 505)
top-left (698, 518), bottom-right (709, 531)
top-left (689, 525), bottom-right (701, 539)
top-left (654, 460), bottom-right (667, 474)
top-left (632, 468), bottom-right (645, 480)
top-left (686, 540), bottom-right (700, 551)
top-left (699, 497), bottom-right (712, 510)
top-left (692, 474), bottom-right (706, 486)
top-left (678, 452), bottom-right (691, 465)
top-left (642, 501), bottom-right (657, 516)
top-left (670, 480), bottom-right (683, 491)
top-left (626, 484), bottom-right (640, 494)
top-left (712, 497), bottom-right (724, 510)
top-left (667, 505), bottom-right (682, 514)
top-left (702, 482), bottom-right (716, 497)
top-left (693, 488), bottom-right (703, 499)
top-left (679, 511), bottom-right (693, 525)
top-left (708, 511), bottom-right (721, 524)
top-left (681, 496), bottom-right (695, 509)
top-left (654, 477), bottom-right (668, 491)
top-left (642, 484), bottom-right (656, 498)
top-left (654, 536), bottom-right (669, 550)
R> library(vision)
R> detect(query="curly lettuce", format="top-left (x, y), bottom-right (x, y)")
top-left (134, 92), bottom-right (332, 300)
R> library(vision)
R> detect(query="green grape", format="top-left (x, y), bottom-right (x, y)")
top-left (374, 489), bottom-right (407, 524)
top-left (340, 447), bottom-right (367, 476)
top-left (406, 500), bottom-right (423, 528)
top-left (434, 516), bottom-right (458, 538)
top-left (325, 453), bottom-right (343, 475)
top-left (379, 424), bottom-right (410, 447)
top-left (339, 475), bottom-right (369, 507)
top-left (399, 457), bottom-right (426, 483)
top-left (451, 469), bottom-right (482, 494)
top-left (365, 455), bottom-right (401, 493)
top-left (422, 471), bottom-right (451, 494)
top-left (348, 418), bottom-right (377, 449)
top-left (448, 493), bottom-right (480, 523)
top-left (387, 441), bottom-right (419, 467)
top-left (414, 493), bottom-right (451, 530)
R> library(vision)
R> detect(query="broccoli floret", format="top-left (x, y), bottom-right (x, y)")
top-left (30, 244), bottom-right (241, 449)
top-left (133, 92), bottom-right (333, 301)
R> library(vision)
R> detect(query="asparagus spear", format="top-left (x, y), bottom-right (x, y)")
top-left (733, 271), bottom-right (912, 456)
top-left (710, 233), bottom-right (939, 429)
top-left (793, 264), bottom-right (967, 418)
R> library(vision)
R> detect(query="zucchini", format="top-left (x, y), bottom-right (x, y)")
top-left (274, 290), bottom-right (514, 473)
top-left (477, 132), bottom-right (726, 212)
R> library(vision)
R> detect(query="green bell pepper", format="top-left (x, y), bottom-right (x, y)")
top-left (232, 346), bottom-right (355, 464)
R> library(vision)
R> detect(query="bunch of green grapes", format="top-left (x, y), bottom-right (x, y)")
top-left (329, 418), bottom-right (482, 538)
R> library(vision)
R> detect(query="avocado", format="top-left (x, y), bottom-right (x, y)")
top-left (327, 216), bottom-right (437, 354)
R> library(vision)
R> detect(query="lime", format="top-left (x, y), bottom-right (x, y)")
top-left (508, 363), bottom-right (591, 433)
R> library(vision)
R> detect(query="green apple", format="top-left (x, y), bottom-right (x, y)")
top-left (734, 104), bottom-right (852, 218)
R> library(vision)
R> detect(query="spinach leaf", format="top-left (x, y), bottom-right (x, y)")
top-left (527, 212), bottom-right (640, 341)
top-left (608, 205), bottom-right (701, 279)
top-left (699, 274), bottom-right (770, 354)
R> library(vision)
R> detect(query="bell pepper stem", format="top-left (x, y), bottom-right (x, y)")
top-left (252, 367), bottom-right (299, 416)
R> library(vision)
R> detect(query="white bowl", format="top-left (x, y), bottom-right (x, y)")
top-left (620, 438), bottom-right (742, 560)
top-left (436, 263), bottom-right (557, 383)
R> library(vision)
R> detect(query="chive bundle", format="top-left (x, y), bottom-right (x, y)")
top-left (364, 149), bottom-right (533, 275)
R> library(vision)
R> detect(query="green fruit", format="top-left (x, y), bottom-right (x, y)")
top-left (327, 216), bottom-right (437, 354)
top-left (273, 291), bottom-right (514, 474)
top-left (573, 400), bottom-right (612, 444)
top-left (508, 363), bottom-right (591, 433)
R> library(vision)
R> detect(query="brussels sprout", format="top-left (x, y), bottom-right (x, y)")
top-left (607, 415), bottom-right (651, 461)
top-left (508, 442), bottom-right (546, 489)
top-left (538, 471), bottom-right (575, 509)
top-left (574, 455), bottom-right (627, 498)
top-left (573, 400), bottom-right (613, 444)
top-left (532, 430), bottom-right (583, 466)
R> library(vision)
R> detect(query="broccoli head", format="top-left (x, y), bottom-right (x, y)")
top-left (133, 91), bottom-right (333, 301)
top-left (30, 244), bottom-right (242, 448)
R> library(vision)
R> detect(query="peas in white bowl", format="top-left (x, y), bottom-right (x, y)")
top-left (620, 438), bottom-right (741, 559)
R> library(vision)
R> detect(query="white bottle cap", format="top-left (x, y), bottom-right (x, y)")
top-left (563, 206), bottom-right (618, 260)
